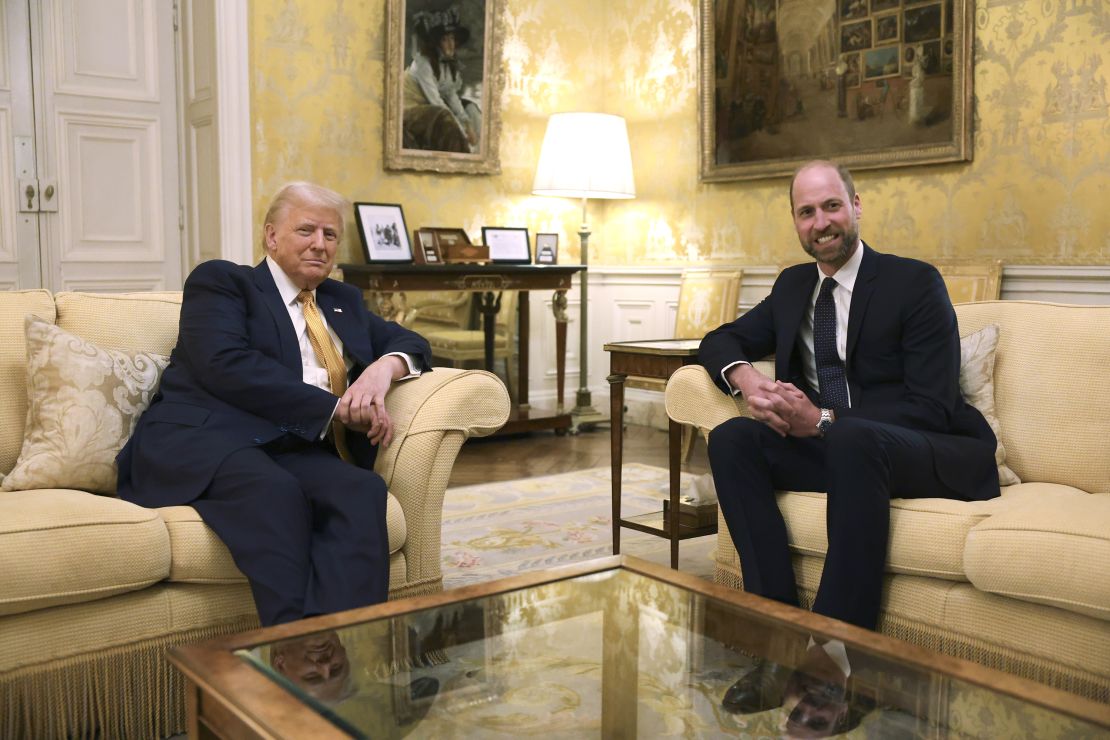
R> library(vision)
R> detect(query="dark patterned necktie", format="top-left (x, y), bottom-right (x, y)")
top-left (814, 277), bottom-right (849, 409)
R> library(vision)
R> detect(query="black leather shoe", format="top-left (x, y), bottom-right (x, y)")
top-left (785, 677), bottom-right (867, 738)
top-left (721, 659), bottom-right (792, 714)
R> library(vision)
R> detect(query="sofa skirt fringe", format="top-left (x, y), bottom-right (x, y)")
top-left (0, 617), bottom-right (257, 740)
top-left (714, 561), bottom-right (1108, 704)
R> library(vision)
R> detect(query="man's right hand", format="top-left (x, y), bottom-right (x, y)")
top-left (726, 364), bottom-right (791, 436)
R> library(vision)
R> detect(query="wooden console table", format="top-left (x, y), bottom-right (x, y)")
top-left (605, 339), bottom-right (716, 568)
top-left (340, 263), bottom-right (585, 435)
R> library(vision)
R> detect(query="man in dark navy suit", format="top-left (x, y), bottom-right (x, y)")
top-left (117, 181), bottom-right (431, 627)
top-left (699, 161), bottom-right (998, 735)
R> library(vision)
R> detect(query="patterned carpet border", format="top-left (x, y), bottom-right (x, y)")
top-left (441, 464), bottom-right (716, 589)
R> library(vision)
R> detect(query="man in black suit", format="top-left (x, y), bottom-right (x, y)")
top-left (117, 181), bottom-right (431, 626)
top-left (699, 161), bottom-right (998, 734)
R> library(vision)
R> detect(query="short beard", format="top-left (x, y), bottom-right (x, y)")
top-left (802, 227), bottom-right (859, 266)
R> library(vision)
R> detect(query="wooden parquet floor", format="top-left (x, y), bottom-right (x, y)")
top-left (448, 423), bottom-right (712, 487)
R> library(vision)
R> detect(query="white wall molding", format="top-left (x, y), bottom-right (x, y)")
top-left (523, 263), bottom-right (1110, 429)
top-left (214, 0), bottom-right (253, 265)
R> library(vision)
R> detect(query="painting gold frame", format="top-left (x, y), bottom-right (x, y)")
top-left (384, 0), bottom-right (505, 174)
top-left (699, 0), bottom-right (973, 182)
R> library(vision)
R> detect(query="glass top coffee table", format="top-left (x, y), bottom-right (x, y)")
top-left (170, 556), bottom-right (1109, 738)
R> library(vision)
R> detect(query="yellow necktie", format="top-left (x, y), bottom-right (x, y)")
top-left (298, 290), bottom-right (352, 462)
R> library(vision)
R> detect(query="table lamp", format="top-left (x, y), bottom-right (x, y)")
top-left (532, 112), bottom-right (636, 428)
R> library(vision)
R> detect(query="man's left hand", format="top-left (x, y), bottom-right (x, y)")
top-left (747, 382), bottom-right (823, 437)
top-left (337, 356), bottom-right (407, 447)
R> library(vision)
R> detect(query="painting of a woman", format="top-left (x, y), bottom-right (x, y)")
top-left (402, 6), bottom-right (482, 153)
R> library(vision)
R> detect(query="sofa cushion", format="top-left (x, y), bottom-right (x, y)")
top-left (54, 290), bottom-right (182, 355)
top-left (0, 290), bottom-right (56, 476)
top-left (954, 301), bottom-right (1110, 494)
top-left (779, 491), bottom-right (1001, 581)
top-left (965, 485), bottom-right (1110, 621)
top-left (958, 324), bottom-right (1019, 486)
top-left (158, 493), bottom-right (409, 583)
top-left (0, 489), bottom-right (170, 617)
top-left (2, 317), bottom-right (168, 495)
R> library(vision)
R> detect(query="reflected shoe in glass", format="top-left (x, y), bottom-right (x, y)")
top-left (409, 676), bottom-right (440, 702)
top-left (721, 658), bottom-right (792, 714)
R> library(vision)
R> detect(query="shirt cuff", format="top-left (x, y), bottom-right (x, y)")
top-left (322, 400), bottom-right (340, 440)
top-left (721, 360), bottom-right (753, 396)
top-left (385, 352), bottom-right (421, 380)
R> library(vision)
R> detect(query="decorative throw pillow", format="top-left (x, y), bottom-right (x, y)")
top-left (959, 324), bottom-right (1020, 486)
top-left (1, 316), bottom-right (169, 495)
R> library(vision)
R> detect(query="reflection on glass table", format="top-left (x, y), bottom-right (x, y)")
top-left (226, 558), bottom-right (1110, 739)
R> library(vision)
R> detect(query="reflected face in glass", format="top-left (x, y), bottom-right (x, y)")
top-left (271, 631), bottom-right (352, 704)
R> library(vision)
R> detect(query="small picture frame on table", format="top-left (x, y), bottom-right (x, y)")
top-left (482, 226), bottom-right (531, 264)
top-left (534, 233), bottom-right (558, 264)
top-left (412, 229), bottom-right (443, 265)
top-left (354, 202), bottom-right (413, 263)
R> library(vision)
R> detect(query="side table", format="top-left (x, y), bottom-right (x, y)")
top-left (604, 339), bottom-right (717, 569)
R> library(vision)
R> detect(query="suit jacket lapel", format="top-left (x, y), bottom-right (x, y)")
top-left (252, 261), bottom-right (301, 370)
top-left (317, 280), bottom-right (374, 368)
top-left (846, 243), bottom-right (878, 363)
top-left (776, 266), bottom-right (817, 377)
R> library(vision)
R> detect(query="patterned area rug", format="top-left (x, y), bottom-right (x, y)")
top-left (441, 464), bottom-right (717, 589)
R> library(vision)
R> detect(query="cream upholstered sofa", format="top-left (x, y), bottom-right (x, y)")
top-left (0, 289), bottom-right (509, 739)
top-left (665, 300), bottom-right (1110, 703)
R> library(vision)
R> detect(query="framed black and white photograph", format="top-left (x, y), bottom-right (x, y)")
top-left (534, 233), bottom-right (558, 264)
top-left (354, 202), bottom-right (413, 263)
top-left (482, 226), bottom-right (531, 264)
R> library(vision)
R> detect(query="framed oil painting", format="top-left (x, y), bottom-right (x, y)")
top-left (699, 0), bottom-right (972, 182)
top-left (384, 0), bottom-right (505, 174)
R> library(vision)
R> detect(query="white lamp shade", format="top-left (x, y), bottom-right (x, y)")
top-left (532, 112), bottom-right (636, 200)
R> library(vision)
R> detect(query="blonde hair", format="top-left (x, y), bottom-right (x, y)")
top-left (261, 181), bottom-right (349, 250)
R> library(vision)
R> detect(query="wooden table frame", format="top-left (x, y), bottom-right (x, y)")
top-left (340, 263), bottom-right (584, 435)
top-left (604, 339), bottom-right (714, 569)
top-left (168, 555), bottom-right (1110, 739)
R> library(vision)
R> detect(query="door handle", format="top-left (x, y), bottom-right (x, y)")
top-left (39, 180), bottom-right (58, 212)
top-left (18, 179), bottom-right (38, 212)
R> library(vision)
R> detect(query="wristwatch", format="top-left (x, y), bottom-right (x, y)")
top-left (817, 408), bottom-right (835, 437)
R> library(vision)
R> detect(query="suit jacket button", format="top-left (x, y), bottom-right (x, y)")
top-left (253, 437), bottom-right (262, 444)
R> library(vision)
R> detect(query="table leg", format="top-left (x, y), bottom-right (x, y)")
top-left (669, 416), bottom-right (682, 569)
top-left (518, 290), bottom-right (529, 409)
top-left (608, 372), bottom-right (626, 555)
top-left (552, 289), bottom-right (569, 413)
top-left (477, 291), bottom-right (502, 373)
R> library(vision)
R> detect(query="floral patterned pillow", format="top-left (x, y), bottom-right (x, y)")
top-left (0, 316), bottom-right (169, 495)
top-left (959, 324), bottom-right (1020, 486)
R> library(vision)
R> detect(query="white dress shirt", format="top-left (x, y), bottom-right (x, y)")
top-left (722, 242), bottom-right (863, 407)
top-left (266, 257), bottom-right (419, 434)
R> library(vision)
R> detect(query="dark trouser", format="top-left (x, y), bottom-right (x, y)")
top-left (192, 438), bottom-right (389, 626)
top-left (707, 416), bottom-right (962, 630)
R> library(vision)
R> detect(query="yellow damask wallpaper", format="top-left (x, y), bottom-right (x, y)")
top-left (250, 0), bottom-right (1109, 266)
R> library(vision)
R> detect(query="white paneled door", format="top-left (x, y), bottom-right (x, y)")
top-left (0, 0), bottom-right (182, 292)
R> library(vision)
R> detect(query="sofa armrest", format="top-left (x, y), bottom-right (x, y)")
top-left (374, 368), bottom-right (510, 591)
top-left (664, 365), bottom-right (746, 435)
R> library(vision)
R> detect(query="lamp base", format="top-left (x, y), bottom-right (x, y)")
top-left (570, 389), bottom-right (608, 433)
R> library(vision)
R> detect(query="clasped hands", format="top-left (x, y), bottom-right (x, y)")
top-left (727, 364), bottom-right (822, 438)
top-left (334, 355), bottom-right (407, 448)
